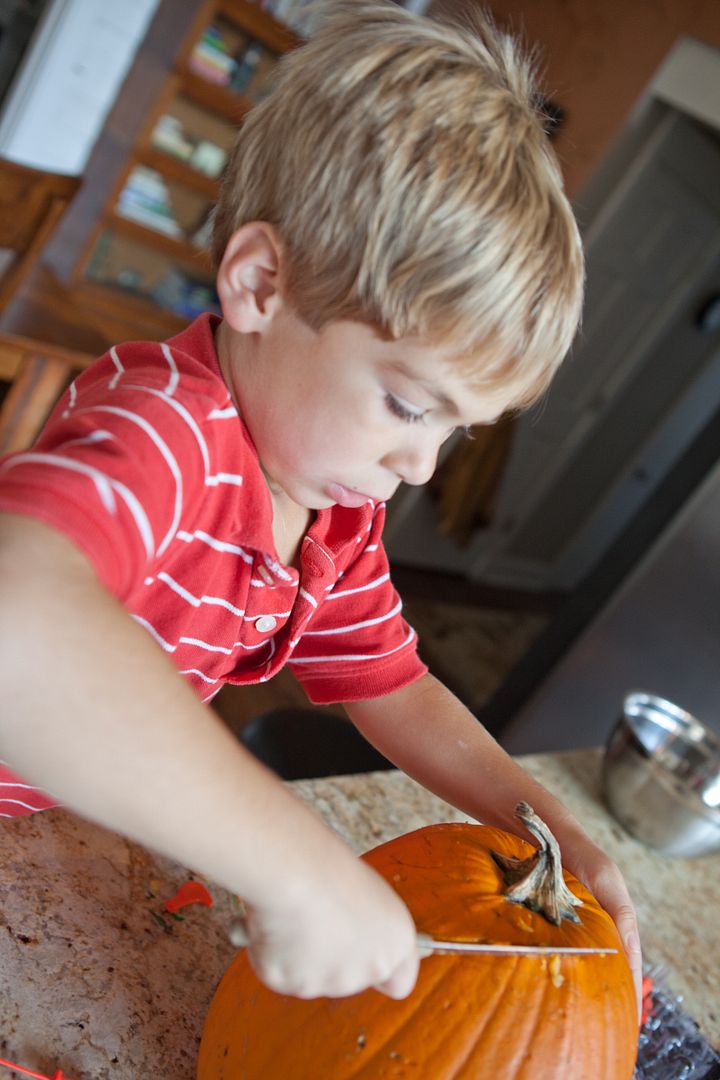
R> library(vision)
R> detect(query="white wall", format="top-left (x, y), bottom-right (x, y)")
top-left (0, 0), bottom-right (160, 174)
top-left (500, 450), bottom-right (720, 754)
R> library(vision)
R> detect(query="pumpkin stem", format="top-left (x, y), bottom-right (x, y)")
top-left (491, 802), bottom-right (584, 926)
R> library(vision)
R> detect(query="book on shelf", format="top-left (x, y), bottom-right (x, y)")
top-left (116, 166), bottom-right (184, 238)
top-left (247, 0), bottom-right (315, 35)
top-left (151, 114), bottom-right (228, 178)
top-left (229, 43), bottom-right (262, 94)
top-left (250, 0), bottom-right (431, 31)
top-left (152, 267), bottom-right (221, 319)
top-left (189, 26), bottom-right (238, 85)
top-left (151, 115), bottom-right (196, 162)
top-left (116, 201), bottom-right (184, 238)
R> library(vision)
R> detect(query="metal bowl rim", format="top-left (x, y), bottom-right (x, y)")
top-left (623, 690), bottom-right (720, 757)
top-left (609, 693), bottom-right (720, 830)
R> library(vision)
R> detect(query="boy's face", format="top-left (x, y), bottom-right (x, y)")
top-left (219, 309), bottom-right (513, 512)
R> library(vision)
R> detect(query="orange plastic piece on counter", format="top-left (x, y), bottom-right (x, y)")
top-left (641, 975), bottom-right (654, 1026)
top-left (163, 880), bottom-right (214, 913)
top-left (0, 1056), bottom-right (72, 1078)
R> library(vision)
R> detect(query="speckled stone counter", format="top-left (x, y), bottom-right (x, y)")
top-left (0, 748), bottom-right (717, 1079)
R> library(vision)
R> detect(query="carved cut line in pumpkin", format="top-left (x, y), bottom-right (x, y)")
top-left (197, 806), bottom-right (637, 1079)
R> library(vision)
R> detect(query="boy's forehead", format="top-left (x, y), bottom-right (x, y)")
top-left (379, 337), bottom-right (518, 421)
top-left (329, 319), bottom-right (520, 420)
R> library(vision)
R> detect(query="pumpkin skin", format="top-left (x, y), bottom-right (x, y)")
top-left (197, 822), bottom-right (638, 1079)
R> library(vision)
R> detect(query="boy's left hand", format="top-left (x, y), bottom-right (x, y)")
top-left (346, 677), bottom-right (644, 1021)
top-left (563, 837), bottom-right (643, 1022)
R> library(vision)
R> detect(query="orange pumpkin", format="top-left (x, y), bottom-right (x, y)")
top-left (197, 804), bottom-right (637, 1079)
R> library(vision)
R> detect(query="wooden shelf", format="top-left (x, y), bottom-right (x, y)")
top-left (179, 70), bottom-right (253, 124)
top-left (105, 212), bottom-right (213, 273)
top-left (135, 145), bottom-right (221, 199)
top-left (217, 0), bottom-right (300, 52)
top-left (76, 279), bottom-right (188, 337)
top-left (71, 0), bottom-right (302, 333)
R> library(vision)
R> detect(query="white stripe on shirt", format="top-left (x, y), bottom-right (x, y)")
top-left (0, 797), bottom-right (52, 812)
top-left (208, 405), bottom-right (238, 419)
top-left (289, 627), bottom-right (416, 664)
top-left (133, 614), bottom-right (176, 652)
top-left (77, 404), bottom-right (182, 556)
top-left (263, 552), bottom-right (293, 582)
top-left (160, 343), bottom-right (180, 396)
top-left (179, 635), bottom-right (270, 654)
top-left (179, 668), bottom-right (220, 684)
top-left (176, 529), bottom-right (254, 564)
top-left (304, 535), bottom-right (336, 568)
top-left (109, 345), bottom-right (124, 389)
top-left (0, 453), bottom-right (154, 558)
top-left (124, 383), bottom-right (243, 491)
top-left (326, 573), bottom-right (390, 599)
top-left (302, 598), bottom-right (403, 636)
top-left (206, 472), bottom-right (243, 487)
top-left (0, 781), bottom-right (48, 790)
top-left (125, 382), bottom-right (211, 478)
top-left (64, 381), bottom-right (78, 414)
top-left (156, 571), bottom-right (245, 616)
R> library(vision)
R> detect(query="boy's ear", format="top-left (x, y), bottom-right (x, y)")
top-left (216, 222), bottom-right (285, 333)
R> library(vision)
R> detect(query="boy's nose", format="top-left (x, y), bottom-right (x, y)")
top-left (384, 438), bottom-right (441, 487)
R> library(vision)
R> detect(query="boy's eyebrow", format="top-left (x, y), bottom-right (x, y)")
top-left (385, 360), bottom-right (460, 415)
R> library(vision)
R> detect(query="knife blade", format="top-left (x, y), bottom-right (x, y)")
top-left (227, 918), bottom-right (616, 956)
top-left (415, 933), bottom-right (616, 956)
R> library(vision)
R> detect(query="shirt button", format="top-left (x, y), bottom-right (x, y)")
top-left (256, 615), bottom-right (277, 633)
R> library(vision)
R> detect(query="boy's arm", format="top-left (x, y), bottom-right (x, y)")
top-left (345, 672), bottom-right (643, 1013)
top-left (0, 512), bottom-right (419, 1000)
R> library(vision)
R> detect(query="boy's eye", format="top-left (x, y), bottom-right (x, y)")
top-left (385, 392), bottom-right (427, 424)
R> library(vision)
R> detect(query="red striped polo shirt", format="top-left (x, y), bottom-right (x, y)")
top-left (0, 313), bottom-right (426, 816)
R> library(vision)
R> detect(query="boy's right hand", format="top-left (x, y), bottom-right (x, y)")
top-left (242, 860), bottom-right (419, 1000)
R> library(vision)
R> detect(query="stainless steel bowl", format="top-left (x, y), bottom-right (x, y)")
top-left (602, 691), bottom-right (720, 857)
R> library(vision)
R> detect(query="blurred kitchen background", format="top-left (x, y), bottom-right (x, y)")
top-left (1, 0), bottom-right (719, 756)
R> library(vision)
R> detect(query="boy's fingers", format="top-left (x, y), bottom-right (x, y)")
top-left (374, 953), bottom-right (419, 1000)
top-left (583, 856), bottom-right (643, 1023)
top-left (610, 902), bottom-right (643, 1022)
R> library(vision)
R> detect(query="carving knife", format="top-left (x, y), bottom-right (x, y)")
top-left (227, 919), bottom-right (616, 956)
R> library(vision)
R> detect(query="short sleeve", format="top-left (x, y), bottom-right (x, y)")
top-left (288, 506), bottom-right (427, 704)
top-left (0, 343), bottom-right (213, 601)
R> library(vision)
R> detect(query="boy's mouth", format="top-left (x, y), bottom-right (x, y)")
top-left (326, 483), bottom-right (374, 508)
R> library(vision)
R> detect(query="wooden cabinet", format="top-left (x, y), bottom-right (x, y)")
top-left (69, 0), bottom-right (299, 338)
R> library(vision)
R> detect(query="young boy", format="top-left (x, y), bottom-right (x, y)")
top-left (0, 1), bottom-right (641, 1009)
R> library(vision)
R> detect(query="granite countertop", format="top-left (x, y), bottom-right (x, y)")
top-left (0, 748), bottom-right (718, 1079)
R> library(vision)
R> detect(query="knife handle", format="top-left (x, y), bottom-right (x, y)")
top-left (228, 917), bottom-right (249, 948)
top-left (415, 932), bottom-right (435, 957)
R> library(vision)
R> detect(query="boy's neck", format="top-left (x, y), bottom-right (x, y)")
top-left (269, 487), bottom-right (313, 569)
top-left (214, 320), bottom-right (313, 568)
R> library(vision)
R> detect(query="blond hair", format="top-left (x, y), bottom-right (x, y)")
top-left (212, 0), bottom-right (584, 406)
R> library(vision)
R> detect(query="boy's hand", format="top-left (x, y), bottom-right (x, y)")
top-left (241, 860), bottom-right (419, 1000)
top-left (347, 679), bottom-right (645, 1020)
top-left (563, 838), bottom-right (643, 1022)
